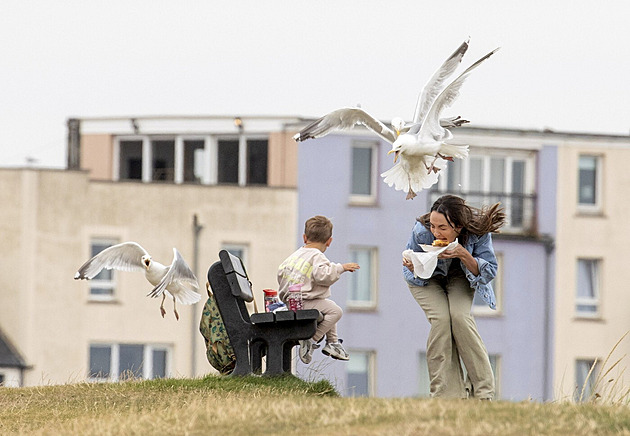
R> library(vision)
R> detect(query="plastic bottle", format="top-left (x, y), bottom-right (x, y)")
top-left (263, 289), bottom-right (279, 313)
top-left (287, 283), bottom-right (304, 311)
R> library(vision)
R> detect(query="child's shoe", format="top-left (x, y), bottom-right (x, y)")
top-left (298, 339), bottom-right (319, 364)
top-left (322, 341), bottom-right (349, 361)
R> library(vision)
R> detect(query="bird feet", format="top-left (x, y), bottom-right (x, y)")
top-left (440, 115), bottom-right (470, 128)
top-left (174, 310), bottom-right (180, 321)
top-left (160, 306), bottom-right (166, 318)
top-left (406, 189), bottom-right (417, 200)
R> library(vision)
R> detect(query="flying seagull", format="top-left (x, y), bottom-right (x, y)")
top-left (382, 41), bottom-right (500, 199)
top-left (74, 242), bottom-right (201, 320)
top-left (292, 107), bottom-right (468, 143)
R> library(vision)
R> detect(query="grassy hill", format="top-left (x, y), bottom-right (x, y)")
top-left (2, 375), bottom-right (630, 435)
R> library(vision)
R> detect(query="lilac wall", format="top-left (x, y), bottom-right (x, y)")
top-left (295, 133), bottom-right (555, 401)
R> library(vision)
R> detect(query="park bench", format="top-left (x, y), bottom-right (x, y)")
top-left (207, 250), bottom-right (320, 376)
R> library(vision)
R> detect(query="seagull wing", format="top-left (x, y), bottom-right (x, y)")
top-left (420, 48), bottom-right (500, 141)
top-left (74, 241), bottom-right (149, 280)
top-left (294, 107), bottom-right (397, 144)
top-left (412, 39), bottom-right (469, 125)
top-left (147, 248), bottom-right (200, 304)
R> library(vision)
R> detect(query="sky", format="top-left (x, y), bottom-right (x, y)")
top-left (2, 1), bottom-right (629, 167)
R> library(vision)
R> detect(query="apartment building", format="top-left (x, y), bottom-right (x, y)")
top-left (292, 125), bottom-right (630, 401)
top-left (0, 116), bottom-right (301, 386)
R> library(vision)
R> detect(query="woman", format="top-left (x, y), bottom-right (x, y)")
top-left (402, 195), bottom-right (505, 400)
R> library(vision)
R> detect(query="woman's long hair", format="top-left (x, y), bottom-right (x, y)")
top-left (418, 195), bottom-right (506, 246)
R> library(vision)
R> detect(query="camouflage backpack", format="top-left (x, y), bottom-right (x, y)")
top-left (199, 283), bottom-right (236, 375)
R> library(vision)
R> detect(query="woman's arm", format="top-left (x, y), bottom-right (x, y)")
top-left (439, 243), bottom-right (479, 275)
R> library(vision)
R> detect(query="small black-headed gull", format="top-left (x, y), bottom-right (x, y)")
top-left (74, 242), bottom-right (200, 320)
top-left (383, 41), bottom-right (500, 199)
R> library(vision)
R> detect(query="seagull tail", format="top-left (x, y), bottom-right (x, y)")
top-left (439, 143), bottom-right (469, 160)
top-left (174, 286), bottom-right (202, 305)
top-left (381, 162), bottom-right (441, 196)
top-left (381, 163), bottom-right (409, 192)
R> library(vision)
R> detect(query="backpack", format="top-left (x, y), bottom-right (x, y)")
top-left (199, 283), bottom-right (236, 375)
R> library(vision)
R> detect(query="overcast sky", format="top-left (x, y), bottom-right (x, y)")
top-left (2, 1), bottom-right (629, 167)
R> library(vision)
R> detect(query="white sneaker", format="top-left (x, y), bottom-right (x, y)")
top-left (322, 341), bottom-right (349, 361)
top-left (298, 339), bottom-right (319, 364)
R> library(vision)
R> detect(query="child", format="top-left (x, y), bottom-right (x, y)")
top-left (277, 215), bottom-right (360, 364)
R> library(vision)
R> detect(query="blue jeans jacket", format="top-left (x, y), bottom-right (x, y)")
top-left (403, 222), bottom-right (498, 309)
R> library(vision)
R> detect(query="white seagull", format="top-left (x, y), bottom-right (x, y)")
top-left (292, 107), bottom-right (468, 143)
top-left (74, 242), bottom-right (201, 320)
top-left (382, 41), bottom-right (500, 199)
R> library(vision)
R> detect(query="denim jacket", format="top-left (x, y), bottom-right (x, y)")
top-left (403, 222), bottom-right (498, 309)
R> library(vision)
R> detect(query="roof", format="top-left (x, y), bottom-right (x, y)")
top-left (0, 329), bottom-right (28, 369)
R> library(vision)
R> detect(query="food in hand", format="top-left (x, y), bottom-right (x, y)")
top-left (432, 239), bottom-right (449, 247)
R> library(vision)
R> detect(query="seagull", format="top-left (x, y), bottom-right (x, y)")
top-left (74, 242), bottom-right (201, 320)
top-left (292, 107), bottom-right (468, 143)
top-left (382, 41), bottom-right (500, 199)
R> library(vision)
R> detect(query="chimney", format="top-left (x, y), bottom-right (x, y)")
top-left (67, 118), bottom-right (81, 169)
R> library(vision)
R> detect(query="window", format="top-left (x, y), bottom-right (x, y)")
top-left (472, 252), bottom-right (503, 315)
top-left (247, 139), bottom-right (268, 185)
top-left (218, 139), bottom-right (240, 184)
top-left (433, 149), bottom-right (535, 233)
top-left (183, 139), bottom-right (205, 183)
top-left (222, 243), bottom-right (248, 266)
top-left (350, 141), bottom-right (378, 204)
top-left (347, 246), bottom-right (377, 309)
top-left (88, 239), bottom-right (117, 300)
top-left (89, 344), bottom-right (170, 382)
top-left (116, 135), bottom-right (268, 186)
top-left (0, 374), bottom-right (5, 386)
top-left (346, 350), bottom-right (375, 397)
top-left (576, 258), bottom-right (600, 317)
top-left (578, 155), bottom-right (601, 211)
top-left (119, 140), bottom-right (143, 180)
top-left (152, 140), bottom-right (175, 182)
top-left (418, 352), bottom-right (500, 398)
top-left (575, 359), bottom-right (600, 402)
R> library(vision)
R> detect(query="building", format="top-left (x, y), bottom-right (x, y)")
top-left (2, 114), bottom-right (628, 402)
top-left (292, 125), bottom-right (630, 402)
top-left (0, 115), bottom-right (300, 386)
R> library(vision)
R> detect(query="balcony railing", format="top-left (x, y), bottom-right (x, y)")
top-left (429, 190), bottom-right (537, 235)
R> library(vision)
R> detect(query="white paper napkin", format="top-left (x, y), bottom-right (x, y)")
top-left (403, 239), bottom-right (458, 279)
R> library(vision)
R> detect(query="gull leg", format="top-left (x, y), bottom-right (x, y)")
top-left (437, 153), bottom-right (454, 162)
top-left (427, 155), bottom-right (440, 175)
top-left (160, 294), bottom-right (166, 318)
top-left (406, 175), bottom-right (417, 200)
top-left (173, 296), bottom-right (179, 321)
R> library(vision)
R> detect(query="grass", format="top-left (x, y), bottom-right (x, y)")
top-left (2, 374), bottom-right (630, 435)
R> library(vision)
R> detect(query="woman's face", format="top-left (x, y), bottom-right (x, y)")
top-left (429, 211), bottom-right (461, 242)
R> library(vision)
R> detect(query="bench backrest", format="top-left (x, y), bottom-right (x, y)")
top-left (219, 250), bottom-right (254, 302)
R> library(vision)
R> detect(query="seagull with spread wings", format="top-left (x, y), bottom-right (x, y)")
top-left (74, 242), bottom-right (201, 320)
top-left (383, 42), bottom-right (499, 199)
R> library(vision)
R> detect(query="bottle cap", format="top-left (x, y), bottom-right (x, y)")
top-left (263, 289), bottom-right (277, 296)
top-left (288, 284), bottom-right (303, 292)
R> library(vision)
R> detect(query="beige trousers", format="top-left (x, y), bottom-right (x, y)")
top-left (408, 271), bottom-right (494, 400)
top-left (302, 298), bottom-right (342, 343)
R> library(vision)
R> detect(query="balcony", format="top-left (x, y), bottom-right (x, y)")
top-left (428, 190), bottom-right (537, 236)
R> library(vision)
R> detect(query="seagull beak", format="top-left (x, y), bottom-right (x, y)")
top-left (387, 149), bottom-right (400, 163)
top-left (395, 129), bottom-right (400, 137)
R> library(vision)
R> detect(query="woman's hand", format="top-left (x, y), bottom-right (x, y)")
top-left (402, 257), bottom-right (414, 272)
top-left (438, 243), bottom-right (479, 276)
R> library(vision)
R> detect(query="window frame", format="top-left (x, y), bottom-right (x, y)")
top-left (434, 148), bottom-right (536, 233)
top-left (349, 140), bottom-right (378, 206)
top-left (88, 343), bottom-right (172, 382)
top-left (574, 358), bottom-right (600, 402)
top-left (87, 238), bottom-right (119, 302)
top-left (575, 258), bottom-right (601, 318)
top-left (577, 154), bottom-right (603, 214)
top-left (346, 349), bottom-right (376, 397)
top-left (113, 134), bottom-right (268, 187)
top-left (346, 246), bottom-right (378, 310)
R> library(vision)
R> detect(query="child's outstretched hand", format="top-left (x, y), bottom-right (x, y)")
top-left (343, 263), bottom-right (360, 272)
